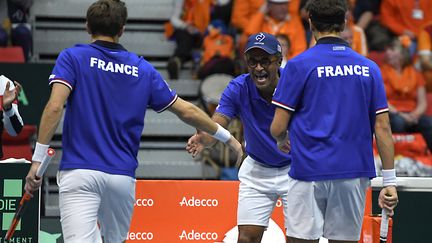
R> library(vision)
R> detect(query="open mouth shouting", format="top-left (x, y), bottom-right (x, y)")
top-left (254, 72), bottom-right (269, 86)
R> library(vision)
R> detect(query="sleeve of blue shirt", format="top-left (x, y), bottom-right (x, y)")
top-left (370, 63), bottom-right (389, 113)
top-left (215, 80), bottom-right (240, 119)
top-left (49, 49), bottom-right (76, 90)
top-left (272, 61), bottom-right (305, 111)
top-left (148, 69), bottom-right (178, 112)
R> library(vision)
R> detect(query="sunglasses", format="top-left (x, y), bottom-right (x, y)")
top-left (246, 57), bottom-right (278, 68)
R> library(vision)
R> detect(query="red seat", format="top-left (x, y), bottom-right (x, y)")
top-left (0, 47), bottom-right (25, 63)
top-left (367, 51), bottom-right (385, 67)
top-left (2, 125), bottom-right (37, 161)
top-left (427, 93), bottom-right (432, 116)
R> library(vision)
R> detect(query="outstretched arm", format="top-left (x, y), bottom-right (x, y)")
top-left (186, 112), bottom-right (231, 157)
top-left (169, 98), bottom-right (243, 164)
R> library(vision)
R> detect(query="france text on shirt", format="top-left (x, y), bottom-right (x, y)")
top-left (317, 65), bottom-right (369, 78)
top-left (90, 57), bottom-right (138, 77)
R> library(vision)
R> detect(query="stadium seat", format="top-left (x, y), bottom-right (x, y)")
top-left (2, 125), bottom-right (36, 161)
top-left (0, 47), bottom-right (25, 63)
top-left (367, 51), bottom-right (385, 66)
top-left (426, 93), bottom-right (432, 116)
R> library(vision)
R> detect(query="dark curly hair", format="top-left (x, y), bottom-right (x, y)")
top-left (306, 0), bottom-right (347, 33)
top-left (86, 0), bottom-right (127, 37)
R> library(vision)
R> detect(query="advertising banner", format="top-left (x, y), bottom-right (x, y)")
top-left (127, 180), bottom-right (285, 242)
top-left (0, 162), bottom-right (40, 242)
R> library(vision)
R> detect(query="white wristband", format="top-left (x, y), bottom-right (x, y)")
top-left (4, 107), bottom-right (15, 117)
top-left (382, 169), bottom-right (397, 187)
top-left (211, 124), bottom-right (231, 143)
top-left (32, 142), bottom-right (49, 162)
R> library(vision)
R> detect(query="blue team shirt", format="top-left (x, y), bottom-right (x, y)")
top-left (216, 72), bottom-right (291, 167)
top-left (272, 37), bottom-right (388, 181)
top-left (49, 41), bottom-right (177, 178)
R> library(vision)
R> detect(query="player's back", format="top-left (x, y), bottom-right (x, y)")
top-left (282, 37), bottom-right (387, 180)
top-left (293, 40), bottom-right (380, 138)
top-left (50, 41), bottom-right (175, 177)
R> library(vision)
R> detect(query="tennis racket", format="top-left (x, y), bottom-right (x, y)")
top-left (4, 148), bottom-right (55, 241)
top-left (379, 207), bottom-right (390, 242)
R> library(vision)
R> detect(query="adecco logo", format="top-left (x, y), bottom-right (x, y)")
top-left (179, 230), bottom-right (218, 241)
top-left (179, 197), bottom-right (219, 207)
top-left (135, 198), bottom-right (154, 207)
top-left (127, 231), bottom-right (154, 241)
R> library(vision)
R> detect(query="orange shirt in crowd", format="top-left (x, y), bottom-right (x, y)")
top-left (380, 0), bottom-right (432, 37)
top-left (202, 33), bottom-right (234, 64)
top-left (230, 0), bottom-right (300, 31)
top-left (242, 12), bottom-right (306, 59)
top-left (350, 26), bottom-right (368, 56)
top-left (418, 21), bottom-right (432, 92)
top-left (183, 0), bottom-right (213, 34)
top-left (381, 64), bottom-right (426, 112)
top-left (165, 0), bottom-right (212, 38)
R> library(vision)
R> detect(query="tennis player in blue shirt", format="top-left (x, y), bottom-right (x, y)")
top-left (24, 1), bottom-right (242, 242)
top-left (187, 32), bottom-right (291, 243)
top-left (270, 0), bottom-right (398, 242)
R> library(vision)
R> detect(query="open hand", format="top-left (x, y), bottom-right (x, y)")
top-left (3, 81), bottom-right (21, 110)
top-left (186, 130), bottom-right (216, 158)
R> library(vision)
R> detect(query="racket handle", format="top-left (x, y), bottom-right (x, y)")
top-left (4, 191), bottom-right (33, 240)
top-left (35, 148), bottom-right (55, 178)
top-left (379, 208), bottom-right (389, 243)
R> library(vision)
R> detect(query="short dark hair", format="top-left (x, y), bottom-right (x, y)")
top-left (306, 0), bottom-right (347, 33)
top-left (388, 37), bottom-right (412, 68)
top-left (86, 0), bottom-right (127, 37)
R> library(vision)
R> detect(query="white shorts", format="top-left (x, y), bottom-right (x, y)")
top-left (237, 156), bottom-right (290, 227)
top-left (285, 176), bottom-right (370, 241)
top-left (57, 169), bottom-right (136, 243)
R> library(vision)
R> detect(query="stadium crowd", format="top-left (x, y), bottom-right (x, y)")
top-left (162, 0), bottom-right (432, 168)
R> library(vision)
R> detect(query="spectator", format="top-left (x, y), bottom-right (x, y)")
top-left (0, 75), bottom-right (23, 159)
top-left (276, 33), bottom-right (290, 68)
top-left (0, 0), bottom-right (33, 61)
top-left (418, 21), bottom-right (432, 92)
top-left (350, 0), bottom-right (378, 30)
top-left (380, 0), bottom-right (432, 55)
top-left (197, 19), bottom-right (235, 80)
top-left (165, 0), bottom-right (213, 80)
top-left (231, 0), bottom-right (300, 32)
top-left (380, 0), bottom-right (432, 39)
top-left (382, 36), bottom-right (432, 151)
top-left (241, 0), bottom-right (306, 59)
top-left (345, 0), bottom-right (368, 55)
top-left (349, 0), bottom-right (392, 52)
top-left (342, 25), bottom-right (368, 56)
top-left (211, 0), bottom-right (233, 28)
